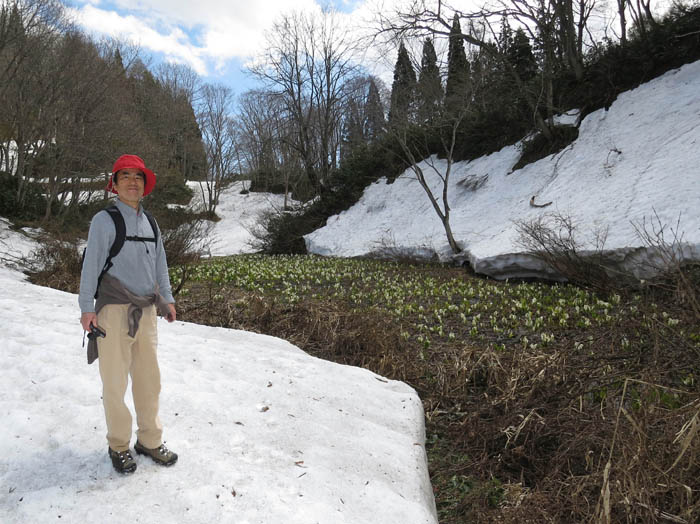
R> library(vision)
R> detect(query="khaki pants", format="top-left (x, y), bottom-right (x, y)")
top-left (96, 304), bottom-right (163, 452)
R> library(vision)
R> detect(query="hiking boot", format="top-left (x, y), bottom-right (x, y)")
top-left (134, 441), bottom-right (178, 466)
top-left (109, 448), bottom-right (137, 474)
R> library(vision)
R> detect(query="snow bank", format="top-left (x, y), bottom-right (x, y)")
top-left (187, 181), bottom-right (301, 257)
top-left (0, 266), bottom-right (437, 523)
top-left (305, 60), bottom-right (700, 280)
top-left (0, 182), bottom-right (437, 523)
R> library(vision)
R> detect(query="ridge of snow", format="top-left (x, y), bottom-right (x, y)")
top-left (0, 264), bottom-right (437, 523)
top-left (304, 60), bottom-right (700, 280)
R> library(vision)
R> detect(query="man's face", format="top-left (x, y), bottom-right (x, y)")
top-left (114, 168), bottom-right (145, 206)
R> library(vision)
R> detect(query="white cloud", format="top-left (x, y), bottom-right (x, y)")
top-left (70, 4), bottom-right (208, 73)
top-left (68, 0), bottom-right (499, 84)
top-left (70, 0), bottom-right (328, 77)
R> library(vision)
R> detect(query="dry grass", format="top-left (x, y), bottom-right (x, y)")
top-left (28, 249), bottom-right (700, 523)
top-left (26, 236), bottom-right (83, 294)
top-left (172, 260), bottom-right (699, 524)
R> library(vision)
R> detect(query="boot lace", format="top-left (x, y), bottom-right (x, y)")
top-left (116, 450), bottom-right (133, 463)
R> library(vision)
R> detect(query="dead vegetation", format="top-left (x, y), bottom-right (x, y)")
top-left (27, 239), bottom-right (699, 523)
top-left (26, 234), bottom-right (83, 293)
top-left (170, 256), bottom-right (699, 524)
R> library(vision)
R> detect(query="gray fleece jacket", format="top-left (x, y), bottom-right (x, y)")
top-left (79, 199), bottom-right (175, 314)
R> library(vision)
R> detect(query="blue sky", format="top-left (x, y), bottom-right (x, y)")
top-left (65, 0), bottom-right (379, 96)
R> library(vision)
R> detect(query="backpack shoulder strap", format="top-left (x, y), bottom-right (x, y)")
top-left (143, 209), bottom-right (159, 244)
top-left (104, 206), bottom-right (126, 261)
top-left (94, 205), bottom-right (126, 298)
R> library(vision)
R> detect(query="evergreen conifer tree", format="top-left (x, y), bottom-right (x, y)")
top-left (112, 49), bottom-right (126, 74)
top-left (7, 4), bottom-right (25, 44)
top-left (341, 99), bottom-right (363, 160)
top-left (364, 78), bottom-right (385, 142)
top-left (445, 14), bottom-right (470, 116)
top-left (388, 41), bottom-right (416, 127)
top-left (417, 38), bottom-right (442, 124)
top-left (508, 28), bottom-right (537, 82)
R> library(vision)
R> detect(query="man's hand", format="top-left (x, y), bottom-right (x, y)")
top-left (165, 303), bottom-right (176, 323)
top-left (81, 312), bottom-right (97, 332)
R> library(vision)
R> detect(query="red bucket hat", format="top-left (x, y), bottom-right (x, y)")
top-left (107, 154), bottom-right (156, 196)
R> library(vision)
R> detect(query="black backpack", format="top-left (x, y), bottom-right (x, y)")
top-left (83, 205), bottom-right (159, 298)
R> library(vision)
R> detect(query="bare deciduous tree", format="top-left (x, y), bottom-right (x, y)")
top-left (197, 83), bottom-right (237, 216)
top-left (627, 0), bottom-right (659, 39)
top-left (236, 89), bottom-right (303, 208)
top-left (237, 90), bottom-right (283, 186)
top-left (0, 0), bottom-right (68, 99)
top-left (249, 9), bottom-right (360, 194)
top-left (0, 0), bottom-right (71, 209)
top-left (40, 34), bottom-right (123, 220)
top-left (385, 38), bottom-right (467, 255)
top-left (155, 62), bottom-right (205, 182)
top-left (156, 62), bottom-right (199, 105)
top-left (397, 122), bottom-right (463, 254)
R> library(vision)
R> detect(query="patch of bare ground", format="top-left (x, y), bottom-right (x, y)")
top-left (172, 259), bottom-right (699, 524)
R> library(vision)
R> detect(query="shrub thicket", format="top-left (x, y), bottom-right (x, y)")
top-left (27, 236), bottom-right (83, 294)
top-left (247, 168), bottom-right (288, 195)
top-left (144, 169), bottom-right (194, 210)
top-left (512, 126), bottom-right (580, 171)
top-left (0, 172), bottom-right (56, 221)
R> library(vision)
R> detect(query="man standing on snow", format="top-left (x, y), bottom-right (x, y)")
top-left (79, 154), bottom-right (178, 474)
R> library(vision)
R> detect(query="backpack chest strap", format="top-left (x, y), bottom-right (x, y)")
top-left (126, 235), bottom-right (157, 243)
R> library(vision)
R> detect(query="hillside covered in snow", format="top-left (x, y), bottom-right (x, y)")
top-left (305, 60), bottom-right (700, 280)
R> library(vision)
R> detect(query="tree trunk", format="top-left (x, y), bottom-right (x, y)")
top-left (555, 0), bottom-right (584, 80)
top-left (42, 172), bottom-right (56, 222)
top-left (508, 69), bottom-right (553, 141)
top-left (440, 160), bottom-right (460, 254)
top-left (618, 0), bottom-right (628, 47)
top-left (15, 144), bottom-right (27, 206)
top-left (641, 0), bottom-right (659, 29)
top-left (441, 215), bottom-right (460, 254)
top-left (412, 163), bottom-right (461, 255)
